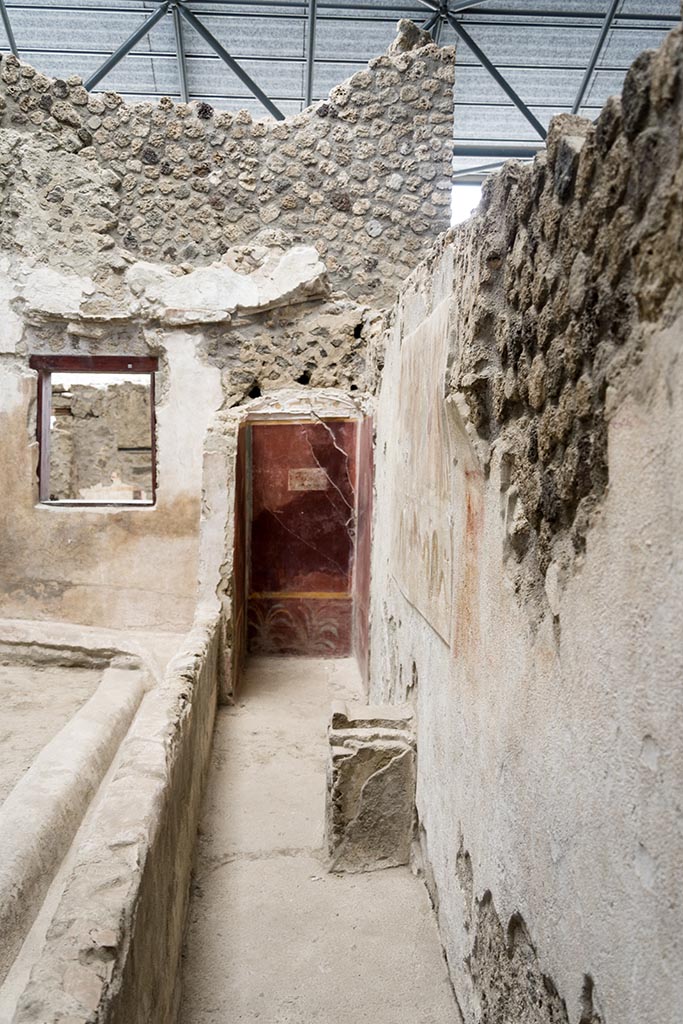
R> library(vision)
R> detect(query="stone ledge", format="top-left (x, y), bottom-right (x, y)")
top-left (0, 663), bottom-right (147, 988)
top-left (7, 614), bottom-right (223, 1024)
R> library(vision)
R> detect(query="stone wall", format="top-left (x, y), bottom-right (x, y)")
top-left (50, 381), bottom-right (153, 501)
top-left (0, 20), bottom-right (454, 307)
top-left (0, 56), bottom-right (393, 631)
top-left (447, 36), bottom-right (683, 613)
top-left (203, 287), bottom-right (372, 404)
top-left (0, 19), bottom-right (437, 633)
top-left (0, 205), bottom-right (380, 628)
top-left (369, 24), bottom-right (683, 1024)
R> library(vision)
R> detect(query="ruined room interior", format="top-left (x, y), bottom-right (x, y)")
top-left (0, 0), bottom-right (681, 1021)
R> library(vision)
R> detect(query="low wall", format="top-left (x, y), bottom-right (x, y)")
top-left (10, 614), bottom-right (224, 1024)
top-left (0, 660), bottom-right (146, 987)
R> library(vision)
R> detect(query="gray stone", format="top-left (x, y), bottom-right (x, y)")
top-left (325, 701), bottom-right (415, 873)
top-left (365, 218), bottom-right (383, 237)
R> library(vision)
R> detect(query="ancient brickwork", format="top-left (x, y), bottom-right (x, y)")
top-left (448, 26), bottom-right (683, 595)
top-left (0, 21), bottom-right (454, 307)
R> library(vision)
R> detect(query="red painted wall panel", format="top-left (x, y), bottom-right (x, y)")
top-left (353, 416), bottom-right (373, 687)
top-left (247, 419), bottom-right (357, 657)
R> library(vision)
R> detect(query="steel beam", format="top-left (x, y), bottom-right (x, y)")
top-left (448, 0), bottom-right (494, 11)
top-left (191, 0), bottom-right (674, 17)
top-left (85, 1), bottom-right (170, 91)
top-left (0, 0), bottom-right (18, 57)
top-left (453, 143), bottom-right (545, 158)
top-left (305, 0), bottom-right (317, 107)
top-left (432, 16), bottom-right (444, 45)
top-left (13, 46), bottom-right (642, 76)
top-left (16, 3), bottom-right (680, 22)
top-left (178, 4), bottom-right (285, 120)
top-left (423, 0), bottom-right (486, 42)
top-left (572, 0), bottom-right (621, 114)
top-left (446, 13), bottom-right (547, 140)
top-left (172, 2), bottom-right (189, 103)
top-left (422, 10), bottom-right (440, 32)
top-left (452, 158), bottom-right (533, 178)
top-left (422, 0), bottom-right (493, 15)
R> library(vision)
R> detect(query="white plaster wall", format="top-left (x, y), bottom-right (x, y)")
top-left (369, 246), bottom-right (683, 1023)
top-left (0, 333), bottom-right (222, 633)
top-left (157, 331), bottom-right (223, 503)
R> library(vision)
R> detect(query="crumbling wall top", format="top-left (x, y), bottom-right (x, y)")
top-left (0, 22), bottom-right (454, 307)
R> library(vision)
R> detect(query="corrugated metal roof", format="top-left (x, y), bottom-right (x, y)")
top-left (0, 0), bottom-right (679, 179)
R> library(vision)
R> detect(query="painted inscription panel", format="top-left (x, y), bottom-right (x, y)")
top-left (391, 299), bottom-right (453, 643)
top-left (288, 467), bottom-right (329, 491)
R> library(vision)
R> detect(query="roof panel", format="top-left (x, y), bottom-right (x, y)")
top-left (618, 0), bottom-right (680, 16)
top-left (580, 67), bottom-right (634, 108)
top-left (8, 1), bottom-right (148, 10)
top-left (181, 13), bottom-right (306, 59)
top-left (7, 7), bottom-right (177, 59)
top-left (187, 56), bottom-right (305, 101)
top-left (443, 22), bottom-right (599, 65)
top-left (15, 50), bottom-right (171, 95)
top-left (455, 102), bottom-right (553, 144)
top-left (315, 18), bottom-right (398, 59)
top-left (472, 1), bottom-right (613, 13)
top-left (600, 26), bottom-right (671, 63)
top-left (454, 63), bottom-right (585, 107)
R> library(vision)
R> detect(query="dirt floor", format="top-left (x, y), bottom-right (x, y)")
top-left (179, 657), bottom-right (456, 1024)
top-left (0, 663), bottom-right (101, 804)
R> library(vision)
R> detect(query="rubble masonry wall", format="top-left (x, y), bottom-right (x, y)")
top-left (0, 22), bottom-right (454, 308)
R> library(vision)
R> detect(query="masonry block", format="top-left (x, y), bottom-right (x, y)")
top-left (325, 701), bottom-right (415, 873)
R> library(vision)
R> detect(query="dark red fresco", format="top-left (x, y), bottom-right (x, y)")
top-left (247, 419), bottom-right (357, 657)
top-left (352, 415), bottom-right (373, 686)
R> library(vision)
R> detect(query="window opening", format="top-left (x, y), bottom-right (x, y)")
top-left (29, 355), bottom-right (158, 506)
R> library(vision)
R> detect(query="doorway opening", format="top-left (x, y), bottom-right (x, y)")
top-left (232, 411), bottom-right (372, 682)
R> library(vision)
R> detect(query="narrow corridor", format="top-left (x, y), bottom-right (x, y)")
top-left (179, 658), bottom-right (456, 1023)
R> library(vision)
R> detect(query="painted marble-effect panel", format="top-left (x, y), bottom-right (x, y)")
top-left (390, 299), bottom-right (454, 645)
top-left (248, 419), bottom-right (357, 657)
